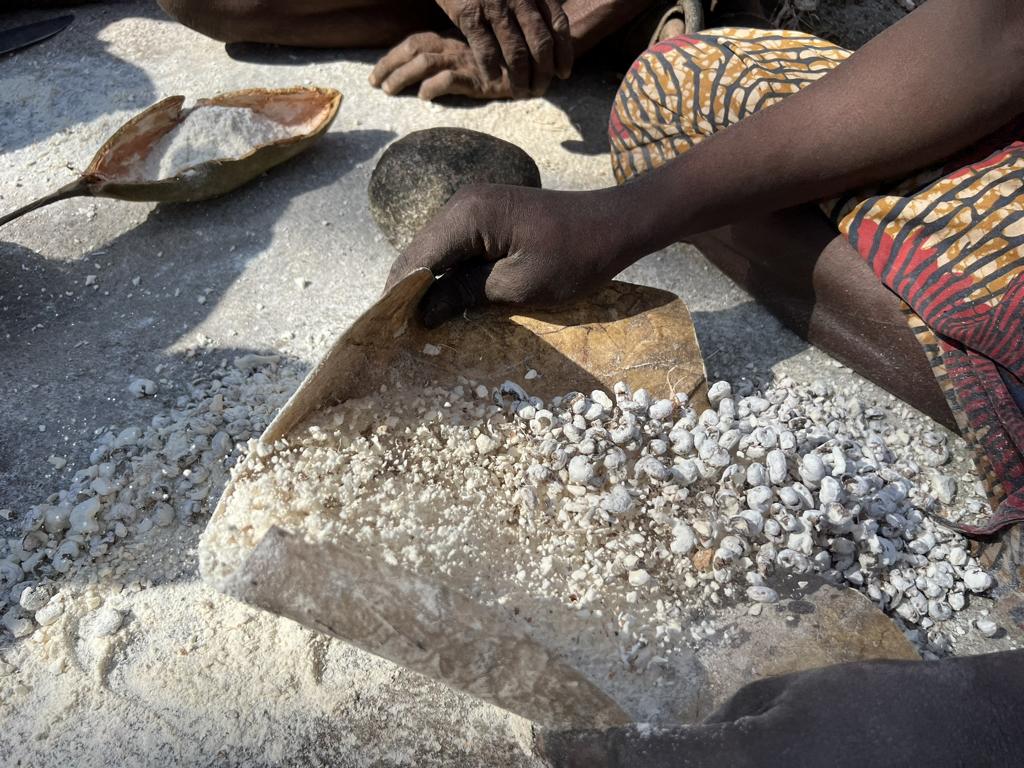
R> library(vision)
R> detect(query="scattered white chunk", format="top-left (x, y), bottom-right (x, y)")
top-left (963, 570), bottom-right (993, 593)
top-left (86, 606), bottom-right (124, 639)
top-left (128, 378), bottom-right (158, 398)
top-left (627, 569), bottom-right (651, 587)
top-left (34, 600), bottom-right (63, 627)
top-left (975, 618), bottom-right (999, 638)
top-left (2, 608), bottom-right (34, 638)
top-left (746, 586), bottom-right (779, 604)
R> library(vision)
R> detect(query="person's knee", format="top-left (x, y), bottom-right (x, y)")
top-left (158, 0), bottom-right (274, 43)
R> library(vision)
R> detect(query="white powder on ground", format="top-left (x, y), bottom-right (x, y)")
top-left (0, 357), bottom-right (539, 768)
top-left (139, 106), bottom-right (301, 181)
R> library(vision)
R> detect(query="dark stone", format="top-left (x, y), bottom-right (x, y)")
top-left (368, 127), bottom-right (541, 252)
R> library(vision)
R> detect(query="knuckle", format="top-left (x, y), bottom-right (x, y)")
top-left (507, 36), bottom-right (530, 58)
top-left (506, 31), bottom-right (529, 51)
top-left (457, 9), bottom-right (484, 32)
top-left (457, 184), bottom-right (497, 218)
top-left (551, 9), bottom-right (570, 34)
top-left (399, 37), bottom-right (420, 55)
top-left (488, 12), bottom-right (512, 32)
top-left (415, 51), bottom-right (442, 70)
top-left (424, 70), bottom-right (456, 97)
top-left (494, 270), bottom-right (531, 304)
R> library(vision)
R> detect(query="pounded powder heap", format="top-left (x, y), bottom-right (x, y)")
top-left (139, 106), bottom-right (300, 181)
top-left (209, 377), bottom-right (994, 662)
top-left (0, 356), bottom-right (539, 767)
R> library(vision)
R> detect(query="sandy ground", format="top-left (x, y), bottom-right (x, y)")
top-left (0, 2), bottom-right (1010, 766)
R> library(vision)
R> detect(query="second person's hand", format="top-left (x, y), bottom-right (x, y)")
top-left (434, 0), bottom-right (572, 97)
top-left (384, 183), bottom-right (645, 327)
top-left (369, 32), bottom-right (517, 100)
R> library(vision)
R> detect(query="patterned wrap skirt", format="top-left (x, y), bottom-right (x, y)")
top-left (608, 28), bottom-right (1024, 536)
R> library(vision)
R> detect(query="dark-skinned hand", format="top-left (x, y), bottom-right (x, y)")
top-left (536, 650), bottom-right (1024, 768)
top-left (384, 184), bottom-right (644, 326)
top-left (369, 0), bottom-right (571, 99)
top-left (436, 0), bottom-right (571, 95)
top-left (369, 32), bottom-right (516, 101)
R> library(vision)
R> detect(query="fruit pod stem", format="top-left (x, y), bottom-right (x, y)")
top-left (0, 177), bottom-right (93, 228)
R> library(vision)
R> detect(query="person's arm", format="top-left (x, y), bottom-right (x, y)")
top-left (386, 0), bottom-right (1024, 323)
top-left (562, 0), bottom-right (659, 57)
top-left (621, 0), bottom-right (1024, 253)
top-left (537, 650), bottom-right (1024, 767)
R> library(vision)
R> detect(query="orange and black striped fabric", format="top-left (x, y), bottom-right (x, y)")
top-left (609, 28), bottom-right (1024, 535)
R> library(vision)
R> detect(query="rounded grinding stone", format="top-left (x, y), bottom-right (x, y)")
top-left (368, 127), bottom-right (542, 251)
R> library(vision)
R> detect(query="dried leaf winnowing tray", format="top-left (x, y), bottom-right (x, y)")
top-left (201, 270), bottom-right (917, 728)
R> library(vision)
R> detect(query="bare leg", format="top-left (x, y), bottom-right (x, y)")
top-left (157, 0), bottom-right (450, 47)
top-left (686, 206), bottom-right (955, 430)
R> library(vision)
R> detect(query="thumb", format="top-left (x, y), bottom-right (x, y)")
top-left (383, 189), bottom-right (490, 294)
top-left (419, 258), bottom-right (525, 328)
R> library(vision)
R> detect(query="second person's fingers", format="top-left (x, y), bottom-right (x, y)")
top-left (418, 69), bottom-right (481, 101)
top-left (512, 0), bottom-right (555, 95)
top-left (458, 5), bottom-right (503, 81)
top-left (380, 52), bottom-right (450, 95)
top-left (482, 1), bottom-right (531, 95)
top-left (370, 33), bottom-right (445, 88)
top-left (539, 0), bottom-right (572, 79)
